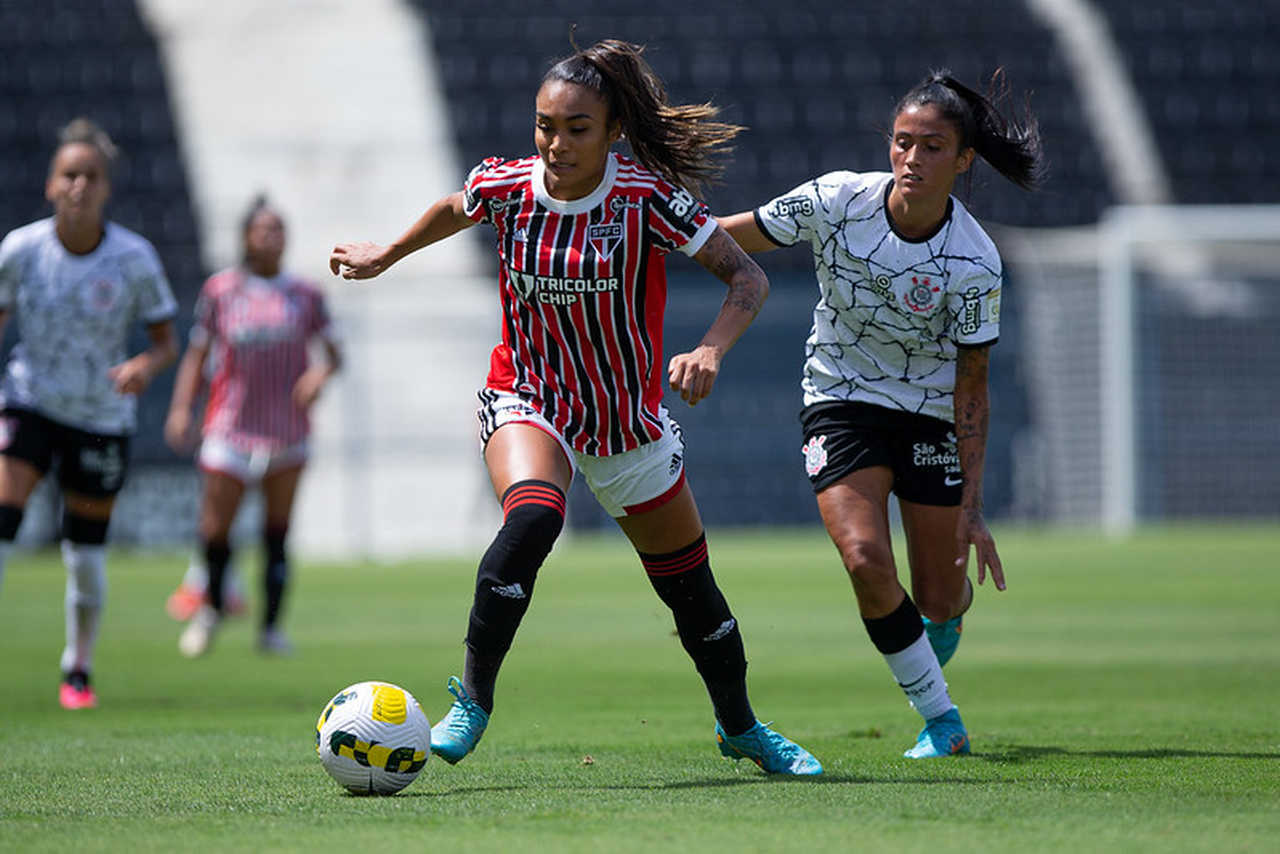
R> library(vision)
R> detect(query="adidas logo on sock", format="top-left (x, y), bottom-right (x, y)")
top-left (703, 618), bottom-right (736, 642)
top-left (492, 583), bottom-right (527, 600)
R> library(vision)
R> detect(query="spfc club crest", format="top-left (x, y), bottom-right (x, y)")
top-left (588, 222), bottom-right (623, 261)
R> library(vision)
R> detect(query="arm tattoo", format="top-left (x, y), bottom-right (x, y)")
top-left (698, 229), bottom-right (766, 316)
top-left (955, 347), bottom-right (991, 508)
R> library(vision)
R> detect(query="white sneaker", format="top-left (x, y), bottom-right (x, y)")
top-left (179, 606), bottom-right (221, 658)
top-left (257, 627), bottom-right (294, 656)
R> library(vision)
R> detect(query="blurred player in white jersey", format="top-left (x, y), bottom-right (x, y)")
top-left (165, 196), bottom-right (341, 658)
top-left (720, 71), bottom-right (1043, 758)
top-left (0, 118), bottom-right (179, 709)
top-left (330, 40), bottom-right (822, 776)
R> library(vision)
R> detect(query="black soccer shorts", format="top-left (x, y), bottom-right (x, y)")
top-left (0, 407), bottom-right (130, 497)
top-left (799, 401), bottom-right (962, 506)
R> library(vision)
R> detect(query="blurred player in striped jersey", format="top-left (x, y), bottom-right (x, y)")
top-left (166, 196), bottom-right (341, 658)
top-left (721, 71), bottom-right (1043, 758)
top-left (330, 39), bottom-right (821, 776)
top-left (0, 118), bottom-right (179, 709)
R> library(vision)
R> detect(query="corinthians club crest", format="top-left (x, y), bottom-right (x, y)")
top-left (903, 275), bottom-right (941, 314)
top-left (802, 434), bottom-right (829, 477)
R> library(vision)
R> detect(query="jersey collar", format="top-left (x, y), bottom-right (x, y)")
top-left (531, 152), bottom-right (619, 215)
top-left (882, 178), bottom-right (954, 244)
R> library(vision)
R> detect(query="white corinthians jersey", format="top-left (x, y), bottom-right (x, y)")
top-left (0, 218), bottom-right (177, 434)
top-left (755, 171), bottom-right (1002, 422)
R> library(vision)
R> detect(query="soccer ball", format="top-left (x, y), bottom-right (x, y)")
top-left (315, 681), bottom-right (431, 795)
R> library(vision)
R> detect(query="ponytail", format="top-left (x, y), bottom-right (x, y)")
top-left (895, 69), bottom-right (1044, 191)
top-left (543, 39), bottom-right (743, 197)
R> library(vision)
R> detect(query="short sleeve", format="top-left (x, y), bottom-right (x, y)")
top-left (753, 179), bottom-right (825, 248)
top-left (462, 157), bottom-right (508, 225)
top-left (188, 277), bottom-right (218, 349)
top-left (646, 181), bottom-right (715, 256)
top-left (0, 229), bottom-right (23, 310)
top-left (122, 240), bottom-right (178, 325)
top-left (947, 263), bottom-right (1002, 347)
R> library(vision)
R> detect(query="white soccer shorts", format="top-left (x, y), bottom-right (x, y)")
top-left (198, 435), bottom-right (309, 484)
top-left (477, 389), bottom-right (686, 517)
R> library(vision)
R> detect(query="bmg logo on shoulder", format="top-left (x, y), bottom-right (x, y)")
top-left (769, 195), bottom-right (815, 218)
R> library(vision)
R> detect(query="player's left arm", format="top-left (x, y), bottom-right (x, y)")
top-left (668, 226), bottom-right (769, 406)
top-left (109, 319), bottom-right (178, 396)
top-left (953, 344), bottom-right (1005, 590)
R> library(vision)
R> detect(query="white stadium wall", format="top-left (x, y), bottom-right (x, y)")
top-left (136, 0), bottom-right (500, 559)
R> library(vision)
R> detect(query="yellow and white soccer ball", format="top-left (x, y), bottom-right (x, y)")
top-left (315, 681), bottom-right (431, 795)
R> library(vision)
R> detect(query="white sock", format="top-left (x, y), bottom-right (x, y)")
top-left (883, 633), bottom-right (954, 721)
top-left (182, 554), bottom-right (207, 590)
top-left (59, 541), bottom-right (106, 675)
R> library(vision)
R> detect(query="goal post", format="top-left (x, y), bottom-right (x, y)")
top-left (1097, 204), bottom-right (1280, 533)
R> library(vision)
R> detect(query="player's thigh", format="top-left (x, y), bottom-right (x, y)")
top-left (483, 422), bottom-right (573, 500)
top-left (614, 480), bottom-right (704, 554)
top-left (57, 425), bottom-right (129, 519)
top-left (0, 455), bottom-right (43, 506)
top-left (815, 466), bottom-right (897, 574)
top-left (898, 497), bottom-right (966, 617)
top-left (199, 470), bottom-right (247, 538)
top-left (261, 463), bottom-right (305, 528)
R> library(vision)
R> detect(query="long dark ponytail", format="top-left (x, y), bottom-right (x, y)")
top-left (543, 39), bottom-right (743, 197)
top-left (895, 69), bottom-right (1045, 191)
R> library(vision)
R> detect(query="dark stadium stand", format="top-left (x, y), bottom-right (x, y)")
top-left (411, 0), bottom-right (1111, 251)
top-left (1094, 0), bottom-right (1280, 206)
top-left (0, 0), bottom-right (205, 465)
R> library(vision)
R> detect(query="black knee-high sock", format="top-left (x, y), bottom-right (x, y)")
top-left (639, 534), bottom-right (755, 735)
top-left (263, 527), bottom-right (288, 630)
top-left (203, 538), bottom-right (231, 614)
top-left (464, 480), bottom-right (565, 714)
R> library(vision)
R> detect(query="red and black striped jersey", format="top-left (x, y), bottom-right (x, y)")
top-left (463, 152), bottom-right (715, 456)
top-left (192, 268), bottom-right (336, 450)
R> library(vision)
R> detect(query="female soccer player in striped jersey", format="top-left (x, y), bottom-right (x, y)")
top-left (0, 118), bottom-right (179, 709)
top-left (720, 71), bottom-right (1042, 758)
top-left (166, 196), bottom-right (341, 659)
top-left (330, 39), bottom-right (821, 776)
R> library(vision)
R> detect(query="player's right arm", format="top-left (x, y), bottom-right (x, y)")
top-left (329, 191), bottom-right (475, 280)
top-left (715, 212), bottom-right (782, 254)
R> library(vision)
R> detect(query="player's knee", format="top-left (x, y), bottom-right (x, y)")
top-left (914, 591), bottom-right (955, 623)
top-left (835, 537), bottom-right (895, 586)
top-left (61, 540), bottom-right (106, 608)
top-left (496, 480), bottom-right (566, 563)
top-left (915, 576), bottom-right (971, 623)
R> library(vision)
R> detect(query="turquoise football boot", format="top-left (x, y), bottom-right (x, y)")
top-left (923, 614), bottom-right (963, 667)
top-left (430, 676), bottom-right (490, 764)
top-left (715, 720), bottom-right (824, 776)
top-left (904, 707), bottom-right (970, 758)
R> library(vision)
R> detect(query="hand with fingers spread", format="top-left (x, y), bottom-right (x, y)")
top-left (955, 504), bottom-right (1005, 591)
top-left (668, 344), bottom-right (723, 406)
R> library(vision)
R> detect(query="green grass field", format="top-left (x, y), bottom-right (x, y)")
top-left (1, 524), bottom-right (1277, 853)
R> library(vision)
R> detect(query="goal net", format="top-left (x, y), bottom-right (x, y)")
top-left (999, 205), bottom-right (1280, 532)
